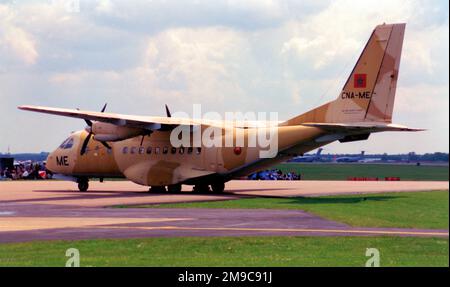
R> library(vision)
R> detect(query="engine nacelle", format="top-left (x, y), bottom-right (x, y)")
top-left (91, 122), bottom-right (145, 142)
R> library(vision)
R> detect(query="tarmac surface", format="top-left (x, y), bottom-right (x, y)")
top-left (0, 180), bottom-right (448, 242)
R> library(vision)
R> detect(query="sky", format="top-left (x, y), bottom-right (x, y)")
top-left (0, 0), bottom-right (448, 154)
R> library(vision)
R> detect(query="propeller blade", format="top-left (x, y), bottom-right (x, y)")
top-left (101, 103), bottom-right (107, 113)
top-left (84, 119), bottom-right (93, 127)
top-left (100, 141), bottom-right (111, 150)
top-left (80, 132), bottom-right (92, 155)
top-left (165, 104), bottom-right (171, 117)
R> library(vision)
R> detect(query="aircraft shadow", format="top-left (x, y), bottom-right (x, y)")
top-left (282, 195), bottom-right (404, 205)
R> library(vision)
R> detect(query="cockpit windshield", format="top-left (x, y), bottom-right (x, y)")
top-left (59, 137), bottom-right (74, 149)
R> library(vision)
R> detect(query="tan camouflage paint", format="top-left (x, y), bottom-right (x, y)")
top-left (46, 131), bottom-right (122, 177)
top-left (43, 23), bottom-right (406, 187)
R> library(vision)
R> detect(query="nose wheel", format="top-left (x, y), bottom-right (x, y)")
top-left (77, 178), bottom-right (89, 192)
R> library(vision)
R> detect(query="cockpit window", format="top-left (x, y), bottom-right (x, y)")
top-left (59, 138), bottom-right (69, 149)
top-left (59, 137), bottom-right (74, 149)
top-left (65, 138), bottom-right (74, 149)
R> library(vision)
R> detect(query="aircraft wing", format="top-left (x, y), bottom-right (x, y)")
top-left (18, 105), bottom-right (198, 131)
top-left (300, 122), bottom-right (425, 133)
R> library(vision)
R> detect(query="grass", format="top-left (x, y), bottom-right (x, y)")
top-left (0, 236), bottom-right (447, 267)
top-left (274, 163), bottom-right (449, 181)
top-left (131, 191), bottom-right (449, 229)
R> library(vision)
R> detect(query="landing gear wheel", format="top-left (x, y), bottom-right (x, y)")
top-left (211, 182), bottom-right (225, 193)
top-left (193, 184), bottom-right (210, 194)
top-left (148, 186), bottom-right (167, 193)
top-left (167, 184), bottom-right (182, 193)
top-left (77, 178), bottom-right (89, 192)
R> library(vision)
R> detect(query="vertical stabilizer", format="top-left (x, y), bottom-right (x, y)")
top-left (284, 23), bottom-right (406, 125)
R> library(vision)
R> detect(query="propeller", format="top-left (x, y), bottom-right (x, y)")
top-left (165, 104), bottom-right (171, 117)
top-left (139, 105), bottom-right (170, 147)
top-left (80, 103), bottom-right (111, 155)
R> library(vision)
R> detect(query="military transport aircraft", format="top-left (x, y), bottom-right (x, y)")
top-left (290, 148), bottom-right (323, 163)
top-left (19, 23), bottom-right (422, 193)
top-left (335, 151), bottom-right (365, 163)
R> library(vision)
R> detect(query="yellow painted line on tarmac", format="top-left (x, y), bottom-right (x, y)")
top-left (0, 217), bottom-right (194, 232)
top-left (105, 225), bottom-right (449, 237)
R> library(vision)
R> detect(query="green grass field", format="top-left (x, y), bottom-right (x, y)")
top-left (133, 191), bottom-right (449, 229)
top-left (274, 163), bottom-right (449, 181)
top-left (0, 236), bottom-right (447, 267)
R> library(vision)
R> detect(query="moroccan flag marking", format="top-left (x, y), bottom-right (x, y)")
top-left (354, 74), bottom-right (367, 88)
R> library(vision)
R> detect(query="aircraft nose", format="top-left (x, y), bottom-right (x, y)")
top-left (46, 150), bottom-right (57, 173)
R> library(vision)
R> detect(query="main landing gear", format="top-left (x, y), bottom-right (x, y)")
top-left (167, 184), bottom-right (182, 193)
top-left (210, 182), bottom-right (225, 193)
top-left (148, 184), bottom-right (182, 193)
top-left (148, 186), bottom-right (167, 193)
top-left (77, 177), bottom-right (89, 192)
top-left (192, 184), bottom-right (210, 193)
top-left (193, 181), bottom-right (225, 194)
top-left (148, 181), bottom-right (226, 194)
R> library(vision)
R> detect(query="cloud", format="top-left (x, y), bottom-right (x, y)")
top-left (0, 0), bottom-right (448, 153)
top-left (396, 84), bottom-right (449, 122)
top-left (279, 0), bottom-right (417, 70)
top-left (402, 21), bottom-right (449, 80)
top-left (0, 5), bottom-right (38, 65)
top-left (46, 26), bottom-right (250, 111)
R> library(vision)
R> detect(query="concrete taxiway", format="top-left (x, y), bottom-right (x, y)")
top-left (0, 180), bottom-right (448, 242)
top-left (0, 180), bottom-right (447, 207)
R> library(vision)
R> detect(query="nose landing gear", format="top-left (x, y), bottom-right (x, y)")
top-left (77, 177), bottom-right (89, 192)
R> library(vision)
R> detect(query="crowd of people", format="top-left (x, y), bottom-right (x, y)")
top-left (0, 161), bottom-right (52, 180)
top-left (248, 169), bottom-right (301, 180)
top-left (1, 162), bottom-right (300, 181)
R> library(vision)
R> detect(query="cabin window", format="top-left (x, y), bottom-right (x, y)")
top-left (138, 147), bottom-right (145, 154)
top-left (179, 147), bottom-right (185, 154)
top-left (187, 147), bottom-right (193, 154)
top-left (122, 147), bottom-right (128, 154)
top-left (171, 147), bottom-right (177, 154)
top-left (130, 147), bottom-right (137, 154)
top-left (155, 147), bottom-right (160, 154)
top-left (196, 147), bottom-right (202, 155)
top-left (163, 147), bottom-right (168, 154)
top-left (146, 147), bottom-right (152, 154)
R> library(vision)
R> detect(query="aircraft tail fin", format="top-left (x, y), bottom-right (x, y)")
top-left (283, 23), bottom-right (406, 126)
